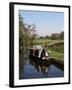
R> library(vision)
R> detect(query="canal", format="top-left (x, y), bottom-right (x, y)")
top-left (21, 57), bottom-right (64, 79)
top-left (20, 45), bottom-right (64, 79)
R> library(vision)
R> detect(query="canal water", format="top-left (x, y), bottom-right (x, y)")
top-left (21, 57), bottom-right (64, 79)
top-left (20, 45), bottom-right (64, 79)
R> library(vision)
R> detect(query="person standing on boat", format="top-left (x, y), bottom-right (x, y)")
top-left (45, 42), bottom-right (50, 58)
top-left (40, 48), bottom-right (46, 59)
top-left (45, 48), bottom-right (49, 60)
top-left (40, 42), bottom-right (50, 60)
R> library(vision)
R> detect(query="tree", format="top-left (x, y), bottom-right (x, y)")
top-left (50, 33), bottom-right (60, 39)
top-left (19, 14), bottom-right (38, 56)
top-left (19, 14), bottom-right (30, 56)
top-left (30, 24), bottom-right (37, 39)
top-left (45, 35), bottom-right (50, 39)
top-left (60, 31), bottom-right (64, 39)
top-left (19, 14), bottom-right (24, 55)
top-left (50, 31), bottom-right (64, 40)
top-left (39, 36), bottom-right (44, 39)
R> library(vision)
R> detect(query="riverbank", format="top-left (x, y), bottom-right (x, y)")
top-left (50, 57), bottom-right (64, 70)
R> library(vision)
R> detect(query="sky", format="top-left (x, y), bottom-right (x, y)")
top-left (19, 10), bottom-right (64, 36)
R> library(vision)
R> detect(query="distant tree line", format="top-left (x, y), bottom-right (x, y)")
top-left (39, 31), bottom-right (64, 40)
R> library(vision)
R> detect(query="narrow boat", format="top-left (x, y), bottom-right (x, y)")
top-left (29, 46), bottom-right (51, 61)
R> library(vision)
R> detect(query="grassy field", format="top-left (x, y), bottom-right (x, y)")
top-left (48, 43), bottom-right (64, 61)
top-left (48, 49), bottom-right (64, 61)
top-left (33, 38), bottom-right (63, 45)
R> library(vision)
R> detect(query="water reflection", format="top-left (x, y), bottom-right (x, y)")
top-left (29, 57), bottom-right (51, 74)
top-left (21, 56), bottom-right (64, 79)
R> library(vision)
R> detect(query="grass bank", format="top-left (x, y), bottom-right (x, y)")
top-left (48, 49), bottom-right (64, 62)
top-left (33, 38), bottom-right (63, 45)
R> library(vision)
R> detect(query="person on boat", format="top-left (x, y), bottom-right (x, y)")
top-left (45, 49), bottom-right (50, 60)
top-left (40, 42), bottom-right (50, 60)
top-left (40, 48), bottom-right (46, 59)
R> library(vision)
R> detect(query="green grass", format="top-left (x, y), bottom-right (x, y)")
top-left (33, 38), bottom-right (63, 45)
top-left (49, 44), bottom-right (64, 53)
top-left (48, 49), bottom-right (64, 61)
